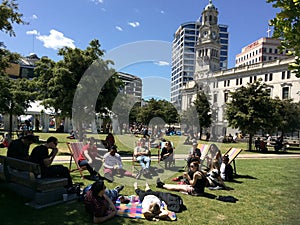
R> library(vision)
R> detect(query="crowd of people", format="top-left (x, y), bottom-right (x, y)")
top-left (2, 131), bottom-right (238, 223)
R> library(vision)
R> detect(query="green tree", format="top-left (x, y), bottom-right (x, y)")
top-left (136, 98), bottom-right (179, 126)
top-left (34, 40), bottom-right (123, 138)
top-left (267, 0), bottom-right (300, 77)
top-left (274, 98), bottom-right (300, 135)
top-left (225, 80), bottom-right (280, 150)
top-left (193, 91), bottom-right (212, 140)
top-left (0, 0), bottom-right (27, 36)
top-left (0, 0), bottom-right (33, 136)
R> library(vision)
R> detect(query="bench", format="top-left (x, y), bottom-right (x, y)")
top-left (0, 155), bottom-right (68, 208)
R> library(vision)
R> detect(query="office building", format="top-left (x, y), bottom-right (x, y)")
top-left (235, 37), bottom-right (288, 67)
top-left (170, 2), bottom-right (228, 107)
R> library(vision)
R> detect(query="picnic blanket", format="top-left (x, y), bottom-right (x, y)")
top-left (115, 195), bottom-right (177, 221)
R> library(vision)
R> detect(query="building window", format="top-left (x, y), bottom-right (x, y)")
top-left (250, 76), bottom-right (253, 83)
top-left (213, 93), bottom-right (218, 103)
top-left (240, 78), bottom-right (242, 85)
top-left (254, 76), bottom-right (257, 81)
top-left (282, 71), bottom-right (285, 79)
top-left (287, 71), bottom-right (291, 79)
top-left (224, 92), bottom-right (229, 103)
top-left (224, 80), bottom-right (226, 87)
top-left (282, 87), bottom-right (289, 99)
top-left (269, 73), bottom-right (273, 81)
top-left (265, 74), bottom-right (268, 82)
top-left (236, 78), bottom-right (238, 85)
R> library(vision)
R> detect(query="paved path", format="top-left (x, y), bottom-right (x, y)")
top-left (54, 153), bottom-right (300, 163)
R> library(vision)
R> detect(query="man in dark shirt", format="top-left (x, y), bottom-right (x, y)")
top-left (29, 136), bottom-right (73, 189)
top-left (7, 135), bottom-right (35, 160)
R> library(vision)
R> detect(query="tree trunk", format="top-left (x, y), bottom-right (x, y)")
top-left (248, 133), bottom-right (253, 151)
top-left (9, 109), bottom-right (13, 139)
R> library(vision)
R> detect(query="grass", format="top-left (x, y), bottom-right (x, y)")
top-left (1, 133), bottom-right (300, 225)
top-left (0, 158), bottom-right (299, 225)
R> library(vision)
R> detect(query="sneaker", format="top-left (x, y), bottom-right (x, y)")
top-left (156, 178), bottom-right (165, 188)
top-left (114, 185), bottom-right (124, 193)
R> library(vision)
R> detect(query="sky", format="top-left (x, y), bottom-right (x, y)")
top-left (1, 0), bottom-right (279, 100)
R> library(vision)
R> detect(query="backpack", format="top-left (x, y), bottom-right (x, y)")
top-left (157, 192), bottom-right (186, 213)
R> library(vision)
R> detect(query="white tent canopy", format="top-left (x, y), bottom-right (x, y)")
top-left (25, 101), bottom-right (55, 115)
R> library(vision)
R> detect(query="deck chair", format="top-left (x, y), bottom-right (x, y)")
top-left (67, 142), bottom-right (86, 178)
top-left (223, 147), bottom-right (243, 175)
top-left (158, 141), bottom-right (175, 168)
top-left (132, 140), bottom-right (151, 173)
top-left (197, 144), bottom-right (211, 170)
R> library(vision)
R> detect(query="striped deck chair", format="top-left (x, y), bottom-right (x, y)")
top-left (223, 147), bottom-right (243, 175)
top-left (67, 142), bottom-right (85, 178)
top-left (197, 144), bottom-right (210, 170)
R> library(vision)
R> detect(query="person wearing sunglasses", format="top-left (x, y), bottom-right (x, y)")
top-left (29, 136), bottom-right (74, 192)
top-left (157, 161), bottom-right (206, 196)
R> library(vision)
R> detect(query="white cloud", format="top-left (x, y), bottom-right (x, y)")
top-left (26, 29), bottom-right (39, 35)
top-left (128, 21), bottom-right (140, 28)
top-left (31, 14), bottom-right (38, 20)
top-left (155, 61), bottom-right (170, 66)
top-left (91, 0), bottom-right (103, 4)
top-left (36, 29), bottom-right (75, 50)
top-left (115, 26), bottom-right (123, 31)
top-left (160, 10), bottom-right (165, 14)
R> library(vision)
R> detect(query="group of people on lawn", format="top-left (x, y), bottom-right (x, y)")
top-left (82, 140), bottom-right (234, 223)
top-left (5, 134), bottom-right (234, 223)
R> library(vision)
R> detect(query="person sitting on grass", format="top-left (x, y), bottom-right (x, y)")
top-left (103, 145), bottom-right (135, 182)
top-left (205, 159), bottom-right (231, 190)
top-left (84, 180), bottom-right (124, 224)
top-left (220, 155), bottom-right (233, 181)
top-left (157, 161), bottom-right (206, 196)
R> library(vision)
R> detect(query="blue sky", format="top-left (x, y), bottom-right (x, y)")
top-left (1, 0), bottom-right (279, 100)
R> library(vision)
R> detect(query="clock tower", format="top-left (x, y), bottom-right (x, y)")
top-left (195, 0), bottom-right (220, 79)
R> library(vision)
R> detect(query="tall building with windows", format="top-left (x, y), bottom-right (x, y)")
top-left (235, 37), bottom-right (288, 67)
top-left (170, 3), bottom-right (228, 107)
top-left (118, 72), bottom-right (142, 102)
top-left (180, 0), bottom-right (300, 139)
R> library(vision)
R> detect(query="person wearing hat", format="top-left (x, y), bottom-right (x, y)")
top-left (103, 145), bottom-right (134, 181)
top-left (186, 142), bottom-right (201, 167)
top-left (84, 180), bottom-right (125, 224)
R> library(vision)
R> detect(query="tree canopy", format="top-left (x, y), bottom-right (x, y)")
top-left (267, 0), bottom-right (300, 77)
top-left (34, 40), bottom-right (123, 119)
top-left (0, 0), bottom-right (26, 36)
top-left (225, 80), bottom-right (280, 150)
top-left (136, 98), bottom-right (179, 125)
top-left (193, 91), bottom-right (212, 139)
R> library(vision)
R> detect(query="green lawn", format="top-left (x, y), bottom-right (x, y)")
top-left (1, 133), bottom-right (300, 225)
top-left (1, 158), bottom-right (300, 224)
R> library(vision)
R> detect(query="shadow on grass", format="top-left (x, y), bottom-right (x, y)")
top-left (231, 174), bottom-right (257, 184)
